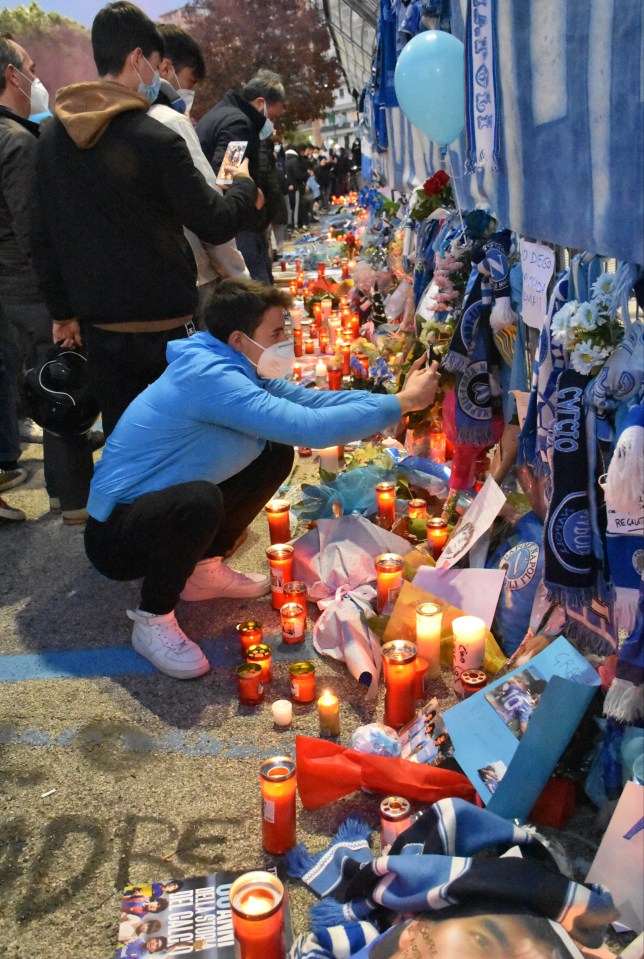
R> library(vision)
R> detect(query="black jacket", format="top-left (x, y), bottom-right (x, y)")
top-left (196, 90), bottom-right (281, 231)
top-left (0, 106), bottom-right (42, 305)
top-left (31, 81), bottom-right (257, 325)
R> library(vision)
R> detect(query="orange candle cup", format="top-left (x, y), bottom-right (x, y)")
top-left (260, 757), bottom-right (296, 855)
top-left (341, 261), bottom-right (349, 280)
top-left (304, 339), bottom-right (315, 355)
top-left (382, 639), bottom-right (418, 729)
top-left (292, 362), bottom-right (302, 382)
top-left (375, 481), bottom-right (396, 529)
top-left (317, 262), bottom-right (326, 278)
top-left (426, 517), bottom-right (449, 560)
top-left (408, 499), bottom-right (427, 520)
top-left (293, 329), bottom-right (303, 358)
top-left (280, 602), bottom-right (306, 645)
top-left (237, 619), bottom-right (263, 653)
top-left (319, 330), bottom-right (330, 353)
top-left (265, 498), bottom-right (291, 545)
top-left (374, 552), bottom-right (404, 616)
top-left (283, 580), bottom-right (307, 607)
top-left (415, 602), bottom-right (442, 679)
top-left (339, 341), bottom-right (351, 375)
top-left (349, 314), bottom-right (360, 339)
top-left (429, 428), bottom-right (446, 464)
top-left (289, 661), bottom-right (316, 703)
top-left (266, 544), bottom-right (294, 610)
top-left (237, 662), bottom-right (265, 706)
top-left (246, 643), bottom-right (272, 683)
top-left (312, 302), bottom-right (323, 323)
top-left (380, 796), bottom-right (412, 850)
top-left (289, 280), bottom-right (298, 295)
top-left (317, 689), bottom-right (340, 737)
top-left (414, 656), bottom-right (429, 699)
top-left (328, 367), bottom-right (343, 391)
top-left (230, 871), bottom-right (286, 959)
top-left (355, 351), bottom-right (369, 376)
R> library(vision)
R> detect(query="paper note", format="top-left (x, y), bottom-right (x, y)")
top-left (520, 239), bottom-right (555, 330)
top-left (436, 475), bottom-right (506, 570)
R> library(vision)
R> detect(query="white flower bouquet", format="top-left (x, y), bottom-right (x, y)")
top-left (551, 274), bottom-right (624, 375)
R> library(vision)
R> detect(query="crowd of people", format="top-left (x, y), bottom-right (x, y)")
top-left (0, 1), bottom-right (438, 678)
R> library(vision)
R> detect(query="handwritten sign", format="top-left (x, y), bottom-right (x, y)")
top-left (520, 239), bottom-right (555, 330)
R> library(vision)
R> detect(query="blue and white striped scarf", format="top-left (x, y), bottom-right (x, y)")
top-left (464, 0), bottom-right (502, 172)
top-left (286, 798), bottom-right (618, 951)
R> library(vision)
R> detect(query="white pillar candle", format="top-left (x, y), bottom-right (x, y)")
top-left (452, 615), bottom-right (486, 696)
top-left (415, 602), bottom-right (443, 679)
top-left (289, 307), bottom-right (303, 331)
top-left (271, 699), bottom-right (293, 727)
top-left (318, 446), bottom-right (339, 474)
top-left (315, 358), bottom-right (328, 387)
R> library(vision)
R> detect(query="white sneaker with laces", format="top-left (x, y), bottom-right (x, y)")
top-left (180, 556), bottom-right (270, 602)
top-left (127, 608), bottom-right (210, 679)
top-left (19, 417), bottom-right (44, 443)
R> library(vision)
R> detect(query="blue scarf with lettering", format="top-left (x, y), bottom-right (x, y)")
top-left (543, 369), bottom-right (599, 608)
top-left (285, 798), bottom-right (617, 951)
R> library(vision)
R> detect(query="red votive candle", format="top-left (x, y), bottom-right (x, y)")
top-left (414, 656), bottom-right (429, 699)
top-left (292, 362), bottom-right (302, 382)
top-left (280, 602), bottom-right (306, 645)
top-left (266, 544), bottom-right (294, 610)
top-left (237, 619), bottom-right (263, 653)
top-left (426, 518), bottom-right (449, 560)
top-left (246, 643), bottom-right (272, 683)
top-left (408, 499), bottom-right (427, 520)
top-left (328, 367), bottom-right (342, 390)
top-left (339, 341), bottom-right (351, 375)
top-left (293, 329), bottom-right (303, 358)
top-left (289, 661), bottom-right (316, 703)
top-left (265, 498), bottom-right (291, 545)
top-left (375, 481), bottom-right (396, 529)
top-left (317, 262), bottom-right (326, 278)
top-left (283, 580), bottom-right (307, 607)
top-left (305, 339), bottom-right (315, 355)
top-left (230, 871), bottom-right (285, 959)
top-left (237, 662), bottom-right (265, 706)
top-left (374, 552), bottom-right (404, 616)
top-left (260, 757), bottom-right (296, 854)
top-left (382, 639), bottom-right (418, 729)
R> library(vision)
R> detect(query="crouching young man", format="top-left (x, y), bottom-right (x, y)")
top-left (84, 279), bottom-right (440, 678)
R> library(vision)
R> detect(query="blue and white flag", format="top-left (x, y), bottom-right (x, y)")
top-left (465, 0), bottom-right (502, 172)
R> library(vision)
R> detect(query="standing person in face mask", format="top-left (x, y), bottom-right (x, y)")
top-left (84, 278), bottom-right (441, 678)
top-left (30, 2), bottom-right (257, 439)
top-left (196, 70), bottom-right (286, 284)
top-left (0, 33), bottom-right (95, 523)
top-left (149, 23), bottom-right (249, 297)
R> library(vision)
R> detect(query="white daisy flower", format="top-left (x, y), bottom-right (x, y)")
top-left (551, 300), bottom-right (578, 345)
top-left (574, 300), bottom-right (600, 331)
top-left (591, 273), bottom-right (615, 301)
top-left (570, 339), bottom-right (610, 375)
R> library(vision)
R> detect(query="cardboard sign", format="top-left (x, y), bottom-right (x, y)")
top-left (520, 239), bottom-right (555, 330)
top-left (443, 636), bottom-right (600, 821)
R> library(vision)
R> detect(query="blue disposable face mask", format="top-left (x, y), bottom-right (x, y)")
top-left (259, 103), bottom-right (274, 140)
top-left (133, 54), bottom-right (161, 103)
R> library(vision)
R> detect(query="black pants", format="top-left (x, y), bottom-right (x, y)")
top-left (83, 324), bottom-right (192, 438)
top-left (84, 442), bottom-right (294, 614)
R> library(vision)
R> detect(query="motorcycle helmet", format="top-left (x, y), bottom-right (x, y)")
top-left (24, 346), bottom-right (99, 436)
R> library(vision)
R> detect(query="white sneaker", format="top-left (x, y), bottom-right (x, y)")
top-left (179, 557), bottom-right (270, 602)
top-left (127, 608), bottom-right (210, 679)
top-left (19, 418), bottom-right (44, 443)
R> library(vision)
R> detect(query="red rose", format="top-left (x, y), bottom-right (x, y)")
top-left (423, 170), bottom-right (450, 195)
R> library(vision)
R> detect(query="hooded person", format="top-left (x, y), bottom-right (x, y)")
top-left (196, 69), bottom-right (286, 283)
top-left (30, 1), bottom-right (258, 439)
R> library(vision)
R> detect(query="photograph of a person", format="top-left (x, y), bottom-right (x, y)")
top-left (366, 912), bottom-right (581, 959)
top-left (477, 760), bottom-right (508, 795)
top-left (484, 667), bottom-right (548, 740)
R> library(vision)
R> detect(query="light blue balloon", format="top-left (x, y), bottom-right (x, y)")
top-left (394, 30), bottom-right (465, 145)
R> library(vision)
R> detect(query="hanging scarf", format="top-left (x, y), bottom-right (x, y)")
top-left (285, 798), bottom-right (618, 949)
top-left (464, 0), bottom-right (502, 172)
top-left (543, 369), bottom-right (598, 607)
top-left (518, 271), bottom-right (569, 477)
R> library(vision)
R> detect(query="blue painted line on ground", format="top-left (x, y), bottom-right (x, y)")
top-left (0, 636), bottom-right (316, 682)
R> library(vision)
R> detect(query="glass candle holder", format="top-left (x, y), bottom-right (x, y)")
top-left (292, 329), bottom-right (303, 358)
top-left (237, 619), bottom-right (263, 654)
top-left (230, 871), bottom-right (286, 959)
top-left (280, 602), bottom-right (306, 645)
top-left (312, 301), bottom-right (322, 323)
top-left (461, 668), bottom-right (488, 698)
top-left (415, 602), bottom-right (442, 679)
top-left (317, 689), bottom-right (340, 737)
top-left (355, 351), bottom-right (369, 376)
top-left (348, 314), bottom-right (360, 339)
top-left (408, 499), bottom-right (427, 520)
top-left (304, 339), bottom-right (315, 355)
top-left (317, 262), bottom-right (326, 278)
top-left (339, 341), bottom-right (351, 375)
top-left (289, 280), bottom-right (298, 296)
top-left (319, 329), bottom-right (330, 353)
top-left (341, 261), bottom-right (349, 280)
top-left (374, 552), bottom-right (404, 616)
top-left (283, 581), bottom-right (307, 608)
top-left (375, 481), bottom-right (396, 529)
top-left (328, 367), bottom-right (343, 390)
top-left (260, 757), bottom-right (296, 855)
top-left (266, 545), bottom-right (294, 610)
top-left (426, 517), bottom-right (449, 560)
top-left (380, 796), bottom-right (411, 850)
top-left (265, 499), bottom-right (291, 545)
top-left (452, 615), bottom-right (486, 697)
top-left (291, 362), bottom-right (302, 383)
top-left (289, 661), bottom-right (316, 703)
top-left (382, 639), bottom-right (418, 729)
top-left (237, 662), bottom-right (265, 706)
top-left (295, 260), bottom-right (302, 272)
top-left (328, 318), bottom-right (342, 346)
top-left (318, 446), bottom-right (340, 475)
top-left (246, 643), bottom-right (272, 683)
top-left (429, 428), bottom-right (446, 464)
top-left (321, 298), bottom-right (333, 321)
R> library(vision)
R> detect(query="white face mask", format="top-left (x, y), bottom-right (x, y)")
top-left (177, 88), bottom-right (195, 114)
top-left (259, 103), bottom-right (274, 140)
top-left (16, 69), bottom-right (49, 115)
top-left (243, 334), bottom-right (294, 378)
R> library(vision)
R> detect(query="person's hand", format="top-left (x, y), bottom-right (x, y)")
top-left (234, 157), bottom-right (250, 178)
top-left (254, 187), bottom-right (265, 210)
top-left (53, 318), bottom-right (82, 348)
top-left (397, 359), bottom-right (440, 414)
